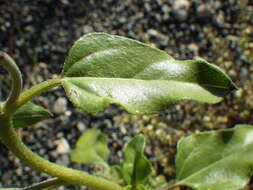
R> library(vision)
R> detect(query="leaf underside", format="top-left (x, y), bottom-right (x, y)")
top-left (61, 33), bottom-right (236, 114)
top-left (12, 102), bottom-right (52, 128)
top-left (175, 125), bottom-right (253, 190)
top-left (71, 129), bottom-right (110, 165)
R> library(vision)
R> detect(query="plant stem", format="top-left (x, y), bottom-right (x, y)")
top-left (0, 52), bottom-right (22, 112)
top-left (4, 78), bottom-right (62, 116)
top-left (21, 177), bottom-right (66, 190)
top-left (0, 116), bottom-right (122, 190)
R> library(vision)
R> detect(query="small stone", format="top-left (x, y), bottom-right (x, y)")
top-left (55, 138), bottom-right (70, 154)
top-left (83, 25), bottom-right (93, 34)
top-left (120, 125), bottom-right (127, 135)
top-left (203, 116), bottom-right (211, 122)
top-left (64, 110), bottom-right (71, 116)
top-left (53, 97), bottom-right (67, 114)
top-left (59, 0), bottom-right (69, 4)
top-left (240, 68), bottom-right (248, 77)
top-left (235, 89), bottom-right (243, 98)
top-left (188, 43), bottom-right (199, 54)
top-left (76, 122), bottom-right (86, 132)
top-left (216, 12), bottom-right (225, 25)
top-left (196, 4), bottom-right (213, 20)
top-left (173, 0), bottom-right (190, 11)
top-left (172, 0), bottom-right (190, 21)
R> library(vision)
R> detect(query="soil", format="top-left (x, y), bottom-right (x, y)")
top-left (0, 0), bottom-right (252, 189)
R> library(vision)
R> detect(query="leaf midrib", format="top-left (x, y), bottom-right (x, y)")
top-left (14, 114), bottom-right (50, 119)
top-left (62, 77), bottom-right (230, 90)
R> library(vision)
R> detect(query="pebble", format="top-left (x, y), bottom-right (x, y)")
top-left (196, 3), bottom-right (213, 20)
top-left (76, 122), bottom-right (86, 132)
top-left (53, 97), bottom-right (67, 114)
top-left (55, 138), bottom-right (70, 154)
top-left (172, 0), bottom-right (190, 21)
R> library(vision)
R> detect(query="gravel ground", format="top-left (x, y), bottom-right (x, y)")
top-left (0, 0), bottom-right (253, 189)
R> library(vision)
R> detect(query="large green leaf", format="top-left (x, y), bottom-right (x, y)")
top-left (174, 124), bottom-right (253, 190)
top-left (60, 33), bottom-right (236, 114)
top-left (112, 135), bottom-right (153, 187)
top-left (71, 129), bottom-right (110, 166)
top-left (12, 102), bottom-right (52, 128)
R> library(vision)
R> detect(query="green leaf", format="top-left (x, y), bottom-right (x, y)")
top-left (175, 124), bottom-right (253, 190)
top-left (113, 135), bottom-right (153, 187)
top-left (136, 184), bottom-right (151, 190)
top-left (61, 33), bottom-right (236, 114)
top-left (12, 102), bottom-right (52, 128)
top-left (71, 129), bottom-right (110, 166)
top-left (122, 185), bottom-right (132, 190)
top-left (122, 184), bottom-right (149, 190)
top-left (111, 165), bottom-right (125, 182)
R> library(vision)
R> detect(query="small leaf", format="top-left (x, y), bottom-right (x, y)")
top-left (175, 124), bottom-right (253, 190)
top-left (122, 184), bottom-right (150, 190)
top-left (136, 184), bottom-right (151, 190)
top-left (113, 135), bottom-right (153, 187)
top-left (61, 33), bottom-right (236, 114)
top-left (122, 185), bottom-right (132, 190)
top-left (111, 165), bottom-right (125, 182)
top-left (71, 129), bottom-right (110, 166)
top-left (12, 102), bottom-right (52, 128)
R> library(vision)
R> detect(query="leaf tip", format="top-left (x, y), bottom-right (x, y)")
top-left (230, 82), bottom-right (239, 92)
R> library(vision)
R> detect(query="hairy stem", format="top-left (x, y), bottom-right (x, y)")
top-left (0, 117), bottom-right (122, 190)
top-left (4, 78), bottom-right (62, 116)
top-left (0, 52), bottom-right (22, 112)
top-left (21, 177), bottom-right (66, 190)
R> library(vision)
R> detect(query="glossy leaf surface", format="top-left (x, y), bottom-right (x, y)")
top-left (71, 129), bottom-right (110, 166)
top-left (61, 33), bottom-right (236, 114)
top-left (175, 125), bottom-right (253, 190)
top-left (112, 135), bottom-right (153, 187)
top-left (12, 102), bottom-right (52, 128)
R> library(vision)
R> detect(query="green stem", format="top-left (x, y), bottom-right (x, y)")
top-left (0, 116), bottom-right (122, 190)
top-left (0, 52), bottom-right (22, 112)
top-left (4, 78), bottom-right (62, 116)
top-left (21, 177), bottom-right (66, 190)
